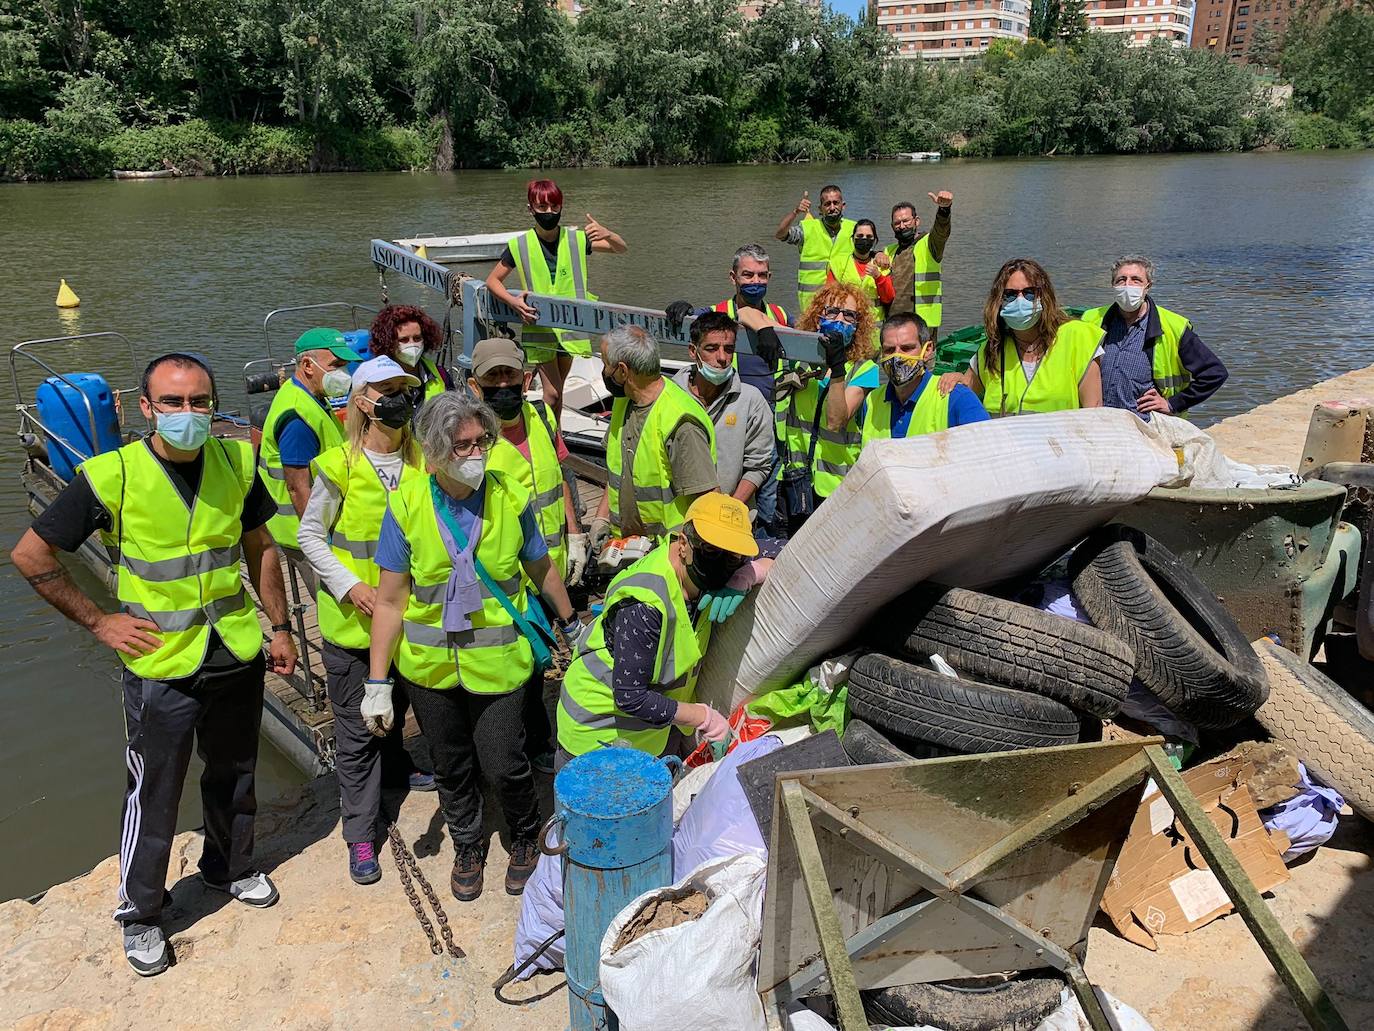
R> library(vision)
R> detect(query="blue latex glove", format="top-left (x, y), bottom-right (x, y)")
top-left (700, 587), bottom-right (746, 624)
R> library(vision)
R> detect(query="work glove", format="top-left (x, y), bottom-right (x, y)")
top-left (557, 616), bottom-right (590, 654)
top-left (588, 516), bottom-right (612, 559)
top-left (691, 704), bottom-right (731, 744)
top-left (361, 679), bottom-right (394, 738)
top-left (565, 532), bottom-right (589, 587)
top-left (820, 328), bottom-right (850, 379)
top-left (664, 300), bottom-right (697, 335)
top-left (754, 326), bottom-right (783, 370)
top-left (699, 587), bottom-right (746, 624)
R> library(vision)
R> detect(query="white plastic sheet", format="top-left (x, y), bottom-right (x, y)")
top-left (699, 408), bottom-right (1183, 711)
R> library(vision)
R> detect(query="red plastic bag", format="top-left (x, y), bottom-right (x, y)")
top-left (684, 705), bottom-right (773, 769)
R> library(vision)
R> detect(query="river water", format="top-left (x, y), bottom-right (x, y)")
top-left (2, 151), bottom-right (1372, 901)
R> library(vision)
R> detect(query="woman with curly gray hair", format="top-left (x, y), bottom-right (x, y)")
top-left (366, 392), bottom-right (579, 902)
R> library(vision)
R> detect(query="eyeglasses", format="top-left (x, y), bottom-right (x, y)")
top-left (1001, 287), bottom-right (1039, 303)
top-left (822, 306), bottom-right (860, 323)
top-left (151, 395), bottom-right (214, 414)
top-left (450, 434), bottom-right (496, 458)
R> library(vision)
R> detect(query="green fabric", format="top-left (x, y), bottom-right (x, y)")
top-left (745, 679), bottom-right (849, 737)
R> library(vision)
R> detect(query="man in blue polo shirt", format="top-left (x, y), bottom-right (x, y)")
top-left (860, 313), bottom-right (987, 447)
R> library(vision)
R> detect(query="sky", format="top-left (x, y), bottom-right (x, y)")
top-left (829, 0), bottom-right (871, 18)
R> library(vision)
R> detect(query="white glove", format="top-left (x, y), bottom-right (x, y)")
top-left (361, 679), bottom-right (394, 737)
top-left (566, 532), bottom-right (589, 587)
top-left (690, 704), bottom-right (731, 744)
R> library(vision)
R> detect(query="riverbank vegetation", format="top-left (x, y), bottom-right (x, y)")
top-left (0, 0), bottom-right (1368, 181)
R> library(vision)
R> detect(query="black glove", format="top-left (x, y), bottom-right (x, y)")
top-left (754, 326), bottom-right (783, 371)
top-left (821, 328), bottom-right (850, 378)
top-left (664, 300), bottom-right (695, 335)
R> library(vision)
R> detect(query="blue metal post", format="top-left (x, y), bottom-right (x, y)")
top-left (554, 748), bottom-right (677, 1031)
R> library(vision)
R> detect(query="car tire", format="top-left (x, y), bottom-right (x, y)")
top-left (863, 975), bottom-right (1066, 1031)
top-left (1070, 525), bottom-right (1268, 729)
top-left (847, 654), bottom-right (1080, 754)
top-left (1253, 638), bottom-right (1374, 821)
top-left (841, 720), bottom-right (953, 764)
top-left (873, 584), bottom-right (1133, 719)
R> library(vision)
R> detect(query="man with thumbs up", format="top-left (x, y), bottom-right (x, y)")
top-left (884, 190), bottom-right (953, 342)
top-left (775, 185), bottom-right (856, 312)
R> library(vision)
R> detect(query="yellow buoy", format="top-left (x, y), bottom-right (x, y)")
top-left (55, 279), bottom-right (80, 308)
top-left (415, 244), bottom-right (429, 260)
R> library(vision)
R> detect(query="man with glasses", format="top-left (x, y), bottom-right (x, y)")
top-left (258, 327), bottom-right (363, 590)
top-left (884, 191), bottom-right (953, 342)
top-left (12, 353), bottom-right (297, 977)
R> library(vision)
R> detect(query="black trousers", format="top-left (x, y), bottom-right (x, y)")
top-left (322, 641), bottom-right (414, 844)
top-left (403, 674), bottom-right (541, 851)
top-left (115, 653), bottom-right (265, 927)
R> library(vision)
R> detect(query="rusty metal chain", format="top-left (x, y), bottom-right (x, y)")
top-left (388, 824), bottom-right (464, 960)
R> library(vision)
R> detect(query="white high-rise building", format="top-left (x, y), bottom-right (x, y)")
top-left (874, 0), bottom-right (1031, 60)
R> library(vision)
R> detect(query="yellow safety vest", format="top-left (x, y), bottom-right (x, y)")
top-left (487, 400), bottom-right (567, 576)
top-left (777, 361), bottom-right (873, 499)
top-left (387, 472), bottom-right (534, 693)
top-left (978, 320), bottom-right (1103, 417)
top-left (883, 235), bottom-right (943, 332)
top-left (797, 217), bottom-right (855, 306)
top-left (1080, 303), bottom-right (1192, 401)
top-left (861, 376), bottom-right (950, 444)
top-left (418, 354), bottom-right (447, 404)
top-left (310, 444), bottom-right (423, 649)
top-left (557, 543), bottom-right (710, 757)
top-left (508, 227), bottom-right (596, 360)
top-left (826, 252), bottom-right (884, 349)
top-left (81, 438), bottom-right (261, 680)
top-left (606, 379), bottom-right (718, 541)
top-left (258, 379), bottom-right (346, 548)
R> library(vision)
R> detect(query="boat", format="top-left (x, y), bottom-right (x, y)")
top-left (391, 232), bottom-right (521, 264)
top-left (895, 151), bottom-right (942, 162)
top-left (112, 168), bottom-right (180, 180)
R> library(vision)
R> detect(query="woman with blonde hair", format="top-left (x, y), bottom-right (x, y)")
top-left (775, 281), bottom-right (880, 529)
top-left (942, 258), bottom-right (1103, 416)
top-left (297, 356), bottom-right (430, 887)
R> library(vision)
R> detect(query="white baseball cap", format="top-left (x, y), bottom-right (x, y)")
top-left (351, 355), bottom-right (420, 394)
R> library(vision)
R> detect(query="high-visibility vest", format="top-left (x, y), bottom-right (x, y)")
top-left (557, 543), bottom-right (710, 757)
top-left (826, 252), bottom-right (884, 348)
top-left (508, 228), bottom-right (596, 359)
top-left (777, 360), bottom-right (873, 498)
top-left (883, 236), bottom-right (943, 332)
top-left (797, 217), bottom-right (855, 305)
top-left (861, 375), bottom-right (950, 444)
top-left (606, 379), bottom-right (717, 541)
top-left (487, 400), bottom-right (567, 576)
top-left (310, 444), bottom-right (423, 649)
top-left (387, 472), bottom-right (534, 693)
top-left (1080, 303), bottom-right (1192, 401)
top-left (81, 438), bottom-right (261, 680)
top-left (714, 298), bottom-right (790, 327)
top-left (259, 379), bottom-right (346, 549)
top-left (417, 354), bottom-right (447, 404)
top-left (977, 320), bottom-right (1103, 417)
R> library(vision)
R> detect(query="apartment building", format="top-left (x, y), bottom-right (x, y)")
top-left (1191, 0), bottom-right (1303, 60)
top-left (1084, 0), bottom-right (1196, 45)
top-left (873, 0), bottom-right (1032, 59)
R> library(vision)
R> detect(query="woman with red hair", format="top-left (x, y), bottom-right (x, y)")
top-left (484, 179), bottom-right (628, 417)
top-left (369, 305), bottom-right (452, 411)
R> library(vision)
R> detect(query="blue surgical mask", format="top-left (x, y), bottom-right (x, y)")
top-left (739, 282), bottom-right (768, 302)
top-left (819, 318), bottom-right (857, 346)
top-left (1000, 296), bottom-right (1042, 332)
top-left (154, 411), bottom-right (211, 451)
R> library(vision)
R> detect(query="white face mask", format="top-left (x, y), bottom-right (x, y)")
top-left (1114, 284), bottom-right (1146, 312)
top-left (398, 343), bottom-right (424, 366)
top-left (308, 356), bottom-right (352, 398)
top-left (696, 362), bottom-right (733, 386)
top-left (445, 453), bottom-right (485, 489)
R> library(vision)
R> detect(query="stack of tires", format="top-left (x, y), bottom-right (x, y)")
top-left (844, 525), bottom-right (1270, 764)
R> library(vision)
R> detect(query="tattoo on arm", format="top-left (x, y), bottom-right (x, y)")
top-left (25, 569), bottom-right (68, 587)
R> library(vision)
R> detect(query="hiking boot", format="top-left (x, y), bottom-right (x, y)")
top-left (505, 839), bottom-right (540, 896)
top-left (201, 870), bottom-right (279, 908)
top-left (122, 923), bottom-right (169, 977)
top-left (348, 841), bottom-right (382, 885)
top-left (451, 844), bottom-right (485, 902)
top-left (407, 769), bottom-right (437, 792)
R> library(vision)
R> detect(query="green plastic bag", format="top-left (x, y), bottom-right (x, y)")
top-left (745, 679), bottom-right (849, 737)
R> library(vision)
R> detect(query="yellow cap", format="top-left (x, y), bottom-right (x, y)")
top-left (684, 493), bottom-right (758, 558)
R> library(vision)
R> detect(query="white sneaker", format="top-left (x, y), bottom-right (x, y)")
top-left (201, 870), bottom-right (279, 908)
top-left (123, 924), bottom-right (169, 976)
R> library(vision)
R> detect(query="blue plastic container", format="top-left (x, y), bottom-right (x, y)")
top-left (36, 373), bottom-right (121, 481)
top-left (553, 747), bottom-right (678, 1031)
top-left (342, 329), bottom-right (372, 375)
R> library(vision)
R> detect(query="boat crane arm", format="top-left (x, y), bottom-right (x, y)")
top-left (242, 526), bottom-right (296, 676)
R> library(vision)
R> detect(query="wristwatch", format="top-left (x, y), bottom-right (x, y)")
top-left (270, 623), bottom-right (291, 633)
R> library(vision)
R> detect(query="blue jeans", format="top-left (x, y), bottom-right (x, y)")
top-left (755, 450), bottom-right (781, 535)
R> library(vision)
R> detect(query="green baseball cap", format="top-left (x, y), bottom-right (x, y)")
top-left (294, 326), bottom-right (363, 361)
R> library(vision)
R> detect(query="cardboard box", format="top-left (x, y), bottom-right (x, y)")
top-left (1100, 752), bottom-right (1292, 950)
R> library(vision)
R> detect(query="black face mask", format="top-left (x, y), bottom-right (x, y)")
top-left (686, 536), bottom-right (745, 593)
top-left (853, 236), bottom-right (875, 256)
top-left (484, 383), bottom-right (524, 420)
top-left (822, 211), bottom-right (842, 228)
top-left (370, 392), bottom-right (414, 429)
top-left (602, 367), bottom-right (626, 398)
top-left (533, 210), bottom-right (561, 231)
top-left (894, 227), bottom-right (918, 246)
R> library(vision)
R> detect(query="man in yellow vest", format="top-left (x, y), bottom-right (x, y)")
top-left (12, 353), bottom-right (297, 977)
top-left (258, 327), bottom-right (362, 591)
top-left (775, 184), bottom-right (856, 310)
top-left (1081, 256), bottom-right (1229, 419)
top-left (860, 314), bottom-right (989, 449)
top-left (558, 493), bottom-right (775, 767)
top-left (885, 191), bottom-right (953, 342)
top-left (587, 326), bottom-right (719, 563)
